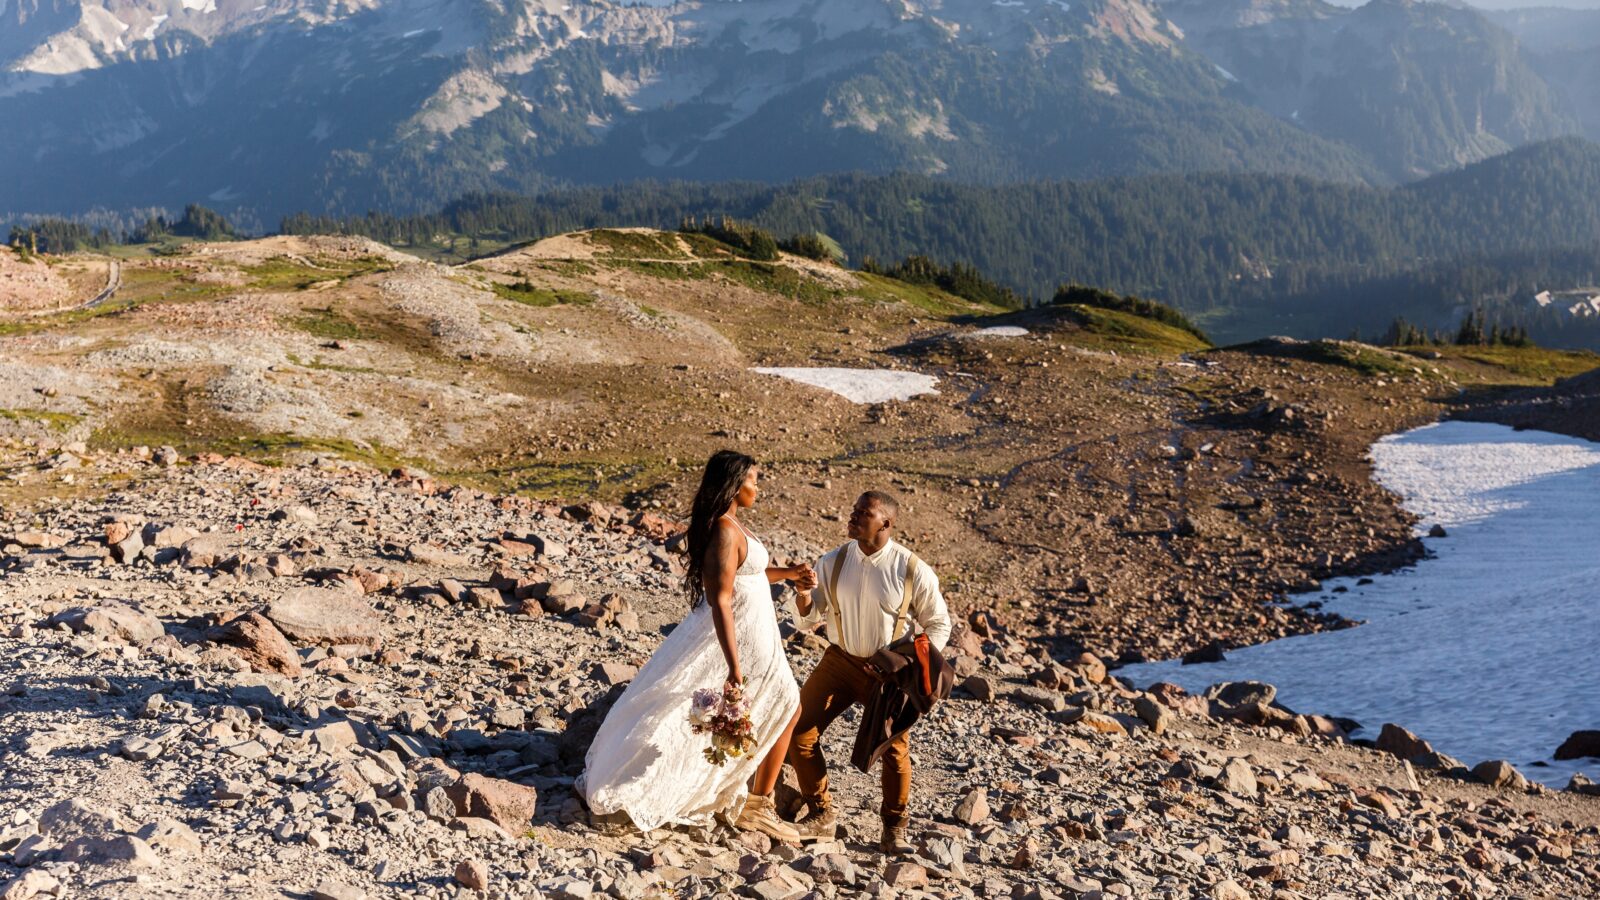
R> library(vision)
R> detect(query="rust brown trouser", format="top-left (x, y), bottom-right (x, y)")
top-left (787, 645), bottom-right (911, 825)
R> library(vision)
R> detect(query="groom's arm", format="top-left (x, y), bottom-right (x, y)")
top-left (911, 562), bottom-right (953, 651)
top-left (794, 554), bottom-right (829, 626)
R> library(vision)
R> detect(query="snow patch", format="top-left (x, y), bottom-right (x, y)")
top-left (960, 326), bottom-right (1029, 339)
top-left (1119, 421), bottom-right (1600, 787)
top-left (752, 368), bottom-right (939, 404)
top-left (143, 14), bottom-right (169, 41)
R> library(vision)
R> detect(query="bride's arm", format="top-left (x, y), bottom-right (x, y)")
top-left (705, 520), bottom-right (743, 686)
top-left (765, 563), bottom-right (807, 584)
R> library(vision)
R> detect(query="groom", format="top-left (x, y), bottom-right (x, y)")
top-left (789, 490), bottom-right (952, 853)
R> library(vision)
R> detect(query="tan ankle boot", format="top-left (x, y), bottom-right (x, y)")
top-left (735, 792), bottom-right (800, 844)
top-left (879, 821), bottom-right (913, 855)
top-left (795, 805), bottom-right (837, 842)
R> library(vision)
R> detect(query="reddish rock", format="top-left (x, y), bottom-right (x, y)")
top-left (953, 789), bottom-right (989, 825)
top-left (593, 662), bottom-right (638, 686)
top-left (207, 612), bottom-right (302, 677)
top-left (454, 859), bottom-right (489, 892)
top-left (1072, 652), bottom-right (1107, 684)
top-left (1356, 791), bottom-right (1401, 818)
top-left (632, 511), bottom-right (678, 542)
top-left (103, 521), bottom-right (137, 546)
top-left (883, 862), bottom-right (928, 888)
top-left (445, 774), bottom-right (538, 833)
top-left (946, 624), bottom-right (984, 659)
top-left (1470, 760), bottom-right (1529, 790)
top-left (1376, 723), bottom-right (1434, 762)
top-left (497, 538), bottom-right (539, 558)
top-left (1147, 681), bottom-right (1189, 707)
top-left (1079, 712), bottom-right (1128, 736)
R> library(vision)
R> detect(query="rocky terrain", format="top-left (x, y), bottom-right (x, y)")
top-left (0, 247), bottom-right (76, 313)
top-left (2, 442), bottom-right (1597, 900)
top-left (1456, 368), bottom-right (1600, 444)
top-left (1, 231), bottom-right (1598, 898)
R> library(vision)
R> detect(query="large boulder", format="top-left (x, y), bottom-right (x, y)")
top-left (59, 835), bottom-right (159, 869)
top-left (266, 587), bottom-right (384, 651)
top-left (1554, 730), bottom-right (1600, 761)
top-left (1376, 723), bottom-right (1437, 763)
top-left (1471, 759), bottom-right (1529, 790)
top-left (45, 603), bottom-right (162, 644)
top-left (180, 533), bottom-right (238, 569)
top-left (208, 612), bottom-right (303, 677)
top-left (1206, 681), bottom-right (1276, 709)
top-left (38, 798), bottom-right (123, 838)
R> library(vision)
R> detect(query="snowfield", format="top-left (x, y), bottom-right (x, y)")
top-left (751, 367), bottom-right (939, 403)
top-left (1121, 421), bottom-right (1600, 787)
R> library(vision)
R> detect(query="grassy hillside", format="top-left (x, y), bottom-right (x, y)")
top-left (277, 139), bottom-right (1600, 349)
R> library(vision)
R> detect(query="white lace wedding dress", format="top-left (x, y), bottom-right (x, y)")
top-left (579, 522), bottom-right (800, 832)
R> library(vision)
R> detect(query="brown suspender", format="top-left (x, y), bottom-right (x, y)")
top-left (824, 546), bottom-right (921, 647)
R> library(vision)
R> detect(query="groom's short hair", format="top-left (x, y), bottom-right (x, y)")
top-left (860, 490), bottom-right (899, 519)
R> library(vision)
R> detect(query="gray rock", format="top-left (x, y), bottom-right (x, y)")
top-left (136, 819), bottom-right (203, 854)
top-left (118, 735), bottom-right (164, 762)
top-left (110, 531), bottom-right (145, 564)
top-left (45, 602), bottom-right (163, 644)
top-left (60, 834), bottom-right (160, 868)
top-left (1206, 681), bottom-right (1276, 709)
top-left (266, 587), bottom-right (385, 650)
top-left (1007, 685), bottom-right (1066, 712)
top-left (407, 543), bottom-right (469, 567)
top-left (1134, 695), bottom-right (1173, 734)
top-left (310, 882), bottom-right (366, 900)
top-left (1220, 758), bottom-right (1257, 796)
top-left (180, 533), bottom-right (237, 569)
top-left (0, 870), bottom-right (60, 900)
top-left (39, 798), bottom-right (123, 838)
top-left (423, 786), bottom-right (457, 821)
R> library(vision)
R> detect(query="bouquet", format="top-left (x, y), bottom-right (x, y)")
top-left (688, 681), bottom-right (757, 766)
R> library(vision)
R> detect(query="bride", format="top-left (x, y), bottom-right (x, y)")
top-left (579, 450), bottom-right (810, 841)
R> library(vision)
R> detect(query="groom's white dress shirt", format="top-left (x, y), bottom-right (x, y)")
top-left (798, 538), bottom-right (952, 657)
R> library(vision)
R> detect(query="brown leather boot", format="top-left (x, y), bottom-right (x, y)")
top-left (735, 792), bottom-right (800, 844)
top-left (795, 805), bottom-right (837, 842)
top-left (879, 821), bottom-right (913, 855)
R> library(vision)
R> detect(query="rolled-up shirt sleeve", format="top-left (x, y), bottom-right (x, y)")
top-left (911, 560), bottom-right (952, 651)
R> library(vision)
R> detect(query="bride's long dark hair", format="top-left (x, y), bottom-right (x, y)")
top-left (685, 449), bottom-right (757, 606)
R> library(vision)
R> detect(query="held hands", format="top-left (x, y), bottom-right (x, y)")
top-left (789, 563), bottom-right (818, 592)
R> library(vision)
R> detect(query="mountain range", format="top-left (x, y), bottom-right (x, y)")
top-left (2, 0), bottom-right (1598, 222)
